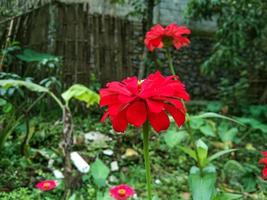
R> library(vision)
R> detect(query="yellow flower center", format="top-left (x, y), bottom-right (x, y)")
top-left (43, 182), bottom-right (51, 189)
top-left (118, 189), bottom-right (126, 196)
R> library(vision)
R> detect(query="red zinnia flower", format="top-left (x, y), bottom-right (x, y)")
top-left (259, 151), bottom-right (267, 179)
top-left (110, 184), bottom-right (135, 200)
top-left (100, 71), bottom-right (190, 132)
top-left (35, 180), bottom-right (57, 191)
top-left (144, 23), bottom-right (191, 51)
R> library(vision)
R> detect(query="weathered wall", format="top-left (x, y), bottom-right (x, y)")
top-left (0, 2), bottom-right (143, 86)
top-left (0, 0), bottom-right (218, 100)
top-left (154, 0), bottom-right (216, 32)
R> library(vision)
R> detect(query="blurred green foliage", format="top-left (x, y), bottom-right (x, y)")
top-left (187, 0), bottom-right (267, 109)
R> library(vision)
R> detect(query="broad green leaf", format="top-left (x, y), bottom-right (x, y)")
top-left (192, 112), bottom-right (244, 126)
top-left (91, 159), bottom-right (110, 187)
top-left (206, 101), bottom-right (222, 112)
top-left (62, 84), bottom-right (99, 107)
top-left (196, 139), bottom-right (208, 167)
top-left (0, 80), bottom-right (49, 93)
top-left (208, 149), bottom-right (237, 162)
top-left (200, 121), bottom-right (216, 137)
top-left (189, 117), bottom-right (205, 129)
top-left (164, 129), bottom-right (187, 148)
top-left (189, 165), bottom-right (216, 200)
top-left (16, 49), bottom-right (57, 63)
top-left (0, 98), bottom-right (7, 106)
top-left (223, 160), bottom-right (246, 179)
top-left (218, 122), bottom-right (238, 142)
top-left (235, 117), bottom-right (267, 134)
top-left (178, 145), bottom-right (197, 161)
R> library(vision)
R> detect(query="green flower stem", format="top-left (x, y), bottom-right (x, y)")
top-left (143, 121), bottom-right (152, 200)
top-left (185, 116), bottom-right (204, 176)
top-left (166, 48), bottom-right (176, 76)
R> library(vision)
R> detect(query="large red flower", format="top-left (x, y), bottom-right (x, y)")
top-left (144, 23), bottom-right (191, 51)
top-left (110, 184), bottom-right (135, 200)
top-left (100, 71), bottom-right (190, 132)
top-left (259, 151), bottom-right (267, 179)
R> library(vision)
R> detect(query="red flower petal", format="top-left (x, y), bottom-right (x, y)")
top-left (259, 157), bottom-right (267, 165)
top-left (126, 101), bottom-right (147, 127)
top-left (146, 99), bottom-right (164, 113)
top-left (262, 151), bottom-right (267, 157)
top-left (164, 104), bottom-right (186, 126)
top-left (122, 77), bottom-right (139, 95)
top-left (144, 24), bottom-right (165, 51)
top-left (108, 82), bottom-right (132, 96)
top-left (110, 109), bottom-right (128, 132)
top-left (263, 167), bottom-right (267, 179)
top-left (148, 110), bottom-right (170, 132)
top-left (101, 111), bottom-right (109, 123)
top-left (100, 94), bottom-right (118, 107)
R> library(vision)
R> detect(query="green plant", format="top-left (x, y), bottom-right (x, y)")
top-left (186, 0), bottom-right (267, 107)
top-left (0, 188), bottom-right (36, 200)
top-left (0, 80), bottom-right (99, 200)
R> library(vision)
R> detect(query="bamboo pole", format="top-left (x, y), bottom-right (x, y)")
top-left (0, 19), bottom-right (14, 71)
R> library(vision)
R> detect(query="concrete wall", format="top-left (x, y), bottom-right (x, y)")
top-left (1, 0), bottom-right (216, 33)
top-left (154, 0), bottom-right (216, 32)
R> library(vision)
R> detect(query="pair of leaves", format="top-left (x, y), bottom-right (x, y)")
top-left (189, 165), bottom-right (216, 200)
top-left (189, 164), bottom-right (243, 200)
top-left (178, 139), bottom-right (237, 168)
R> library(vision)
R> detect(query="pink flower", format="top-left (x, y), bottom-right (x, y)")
top-left (110, 184), bottom-right (135, 200)
top-left (144, 23), bottom-right (191, 51)
top-left (35, 180), bottom-right (57, 191)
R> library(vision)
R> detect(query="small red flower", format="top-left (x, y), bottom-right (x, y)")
top-left (100, 71), bottom-right (190, 133)
top-left (144, 23), bottom-right (191, 51)
top-left (35, 180), bottom-right (57, 191)
top-left (259, 151), bottom-right (267, 179)
top-left (110, 184), bottom-right (135, 200)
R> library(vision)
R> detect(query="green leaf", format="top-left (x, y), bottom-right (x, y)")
top-left (206, 101), bottom-right (223, 112)
top-left (62, 84), bottom-right (99, 107)
top-left (208, 149), bottom-right (237, 162)
top-left (91, 159), bottom-right (110, 187)
top-left (0, 80), bottom-right (49, 93)
top-left (213, 192), bottom-right (243, 200)
top-left (189, 165), bottom-right (217, 200)
top-left (0, 98), bottom-right (7, 106)
top-left (16, 49), bottom-right (57, 63)
top-left (189, 117), bottom-right (205, 129)
top-left (192, 112), bottom-right (245, 126)
top-left (200, 121), bottom-right (216, 137)
top-left (196, 139), bottom-right (208, 167)
top-left (218, 122), bottom-right (238, 142)
top-left (235, 117), bottom-right (267, 134)
top-left (164, 129), bottom-right (187, 148)
top-left (177, 145), bottom-right (197, 161)
top-left (223, 160), bottom-right (246, 179)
